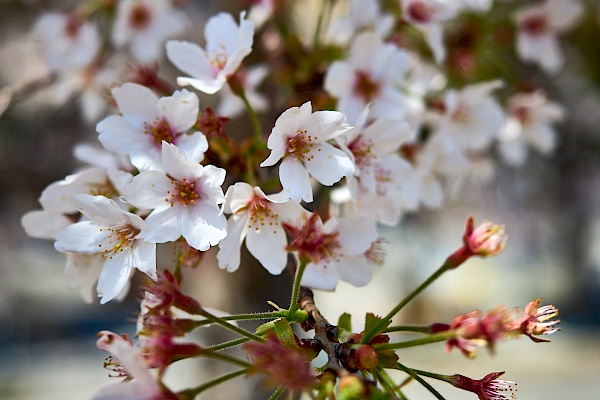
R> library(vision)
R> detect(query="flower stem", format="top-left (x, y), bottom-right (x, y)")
top-left (289, 258), bottom-right (309, 315)
top-left (268, 386), bottom-right (285, 400)
top-left (199, 350), bottom-right (253, 368)
top-left (384, 325), bottom-right (431, 334)
top-left (238, 88), bottom-right (263, 142)
top-left (395, 362), bottom-right (447, 400)
top-left (361, 263), bottom-right (450, 344)
top-left (207, 337), bottom-right (250, 352)
top-left (177, 368), bottom-right (247, 400)
top-left (197, 308), bottom-right (265, 343)
top-left (374, 330), bottom-right (456, 350)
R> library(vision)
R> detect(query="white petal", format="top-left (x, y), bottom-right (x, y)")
top-left (157, 89), bottom-right (199, 132)
top-left (306, 110), bottom-right (351, 141)
top-left (112, 83), bottom-right (159, 123)
top-left (246, 223), bottom-right (287, 275)
top-left (166, 40), bottom-right (213, 81)
top-left (126, 171), bottom-right (173, 210)
top-left (64, 253), bottom-right (103, 303)
top-left (97, 115), bottom-right (145, 155)
top-left (305, 143), bottom-right (355, 186)
top-left (323, 61), bottom-right (355, 98)
top-left (222, 182), bottom-right (254, 214)
top-left (97, 252), bottom-right (133, 304)
top-left (279, 157), bottom-right (313, 203)
top-left (133, 240), bottom-right (157, 279)
top-left (140, 207), bottom-right (182, 243)
top-left (181, 202), bottom-right (227, 250)
top-left (73, 194), bottom-right (128, 227)
top-left (300, 261), bottom-right (339, 291)
top-left (336, 254), bottom-right (372, 287)
top-left (22, 210), bottom-right (72, 240)
top-left (55, 221), bottom-right (109, 254)
top-left (177, 131), bottom-right (208, 163)
top-left (336, 217), bottom-right (377, 256)
top-left (217, 213), bottom-right (248, 272)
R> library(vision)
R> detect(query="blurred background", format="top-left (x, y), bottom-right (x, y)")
top-left (1, 0), bottom-right (599, 399)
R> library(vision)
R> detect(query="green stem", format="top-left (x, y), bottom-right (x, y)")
top-left (174, 249), bottom-right (183, 283)
top-left (197, 308), bottom-right (265, 343)
top-left (238, 89), bottom-right (263, 141)
top-left (289, 258), bottom-right (309, 315)
top-left (312, 0), bottom-right (328, 50)
top-left (395, 362), bottom-right (446, 400)
top-left (268, 386), bottom-right (285, 400)
top-left (374, 330), bottom-right (457, 351)
top-left (384, 325), bottom-right (431, 334)
top-left (361, 263), bottom-right (450, 344)
top-left (191, 311), bottom-right (283, 329)
top-left (409, 368), bottom-right (453, 384)
top-left (375, 368), bottom-right (407, 399)
top-left (200, 350), bottom-right (253, 369)
top-left (207, 337), bottom-right (250, 352)
top-left (177, 369), bottom-right (247, 400)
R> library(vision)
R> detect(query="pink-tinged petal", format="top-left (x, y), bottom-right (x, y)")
top-left (73, 194), bottom-right (128, 227)
top-left (97, 252), bottom-right (134, 304)
top-left (21, 210), bottom-right (72, 240)
top-left (139, 207), bottom-right (182, 243)
top-left (157, 89), bottom-right (199, 132)
top-left (324, 61), bottom-right (356, 98)
top-left (527, 122), bottom-right (556, 153)
top-left (182, 202), bottom-right (227, 250)
top-left (279, 157), bottom-right (313, 203)
top-left (335, 254), bottom-right (372, 287)
top-left (91, 380), bottom-right (159, 400)
top-left (306, 110), bottom-right (351, 142)
top-left (246, 222), bottom-right (287, 275)
top-left (270, 200), bottom-right (309, 224)
top-left (126, 171), bottom-right (173, 210)
top-left (223, 182), bottom-right (254, 214)
top-left (55, 221), bottom-right (110, 254)
top-left (166, 40), bottom-right (212, 79)
top-left (421, 176), bottom-right (444, 208)
top-left (112, 83), bottom-right (159, 123)
top-left (177, 132), bottom-right (208, 163)
top-left (65, 253), bottom-right (103, 303)
top-left (95, 331), bottom-right (157, 389)
top-left (97, 115), bottom-right (146, 154)
top-left (305, 143), bottom-right (355, 186)
top-left (337, 95), bottom-right (367, 126)
top-left (301, 260), bottom-right (339, 291)
top-left (205, 13), bottom-right (239, 53)
top-left (336, 217), bottom-right (377, 256)
top-left (132, 240), bottom-right (157, 279)
top-left (217, 213), bottom-right (248, 272)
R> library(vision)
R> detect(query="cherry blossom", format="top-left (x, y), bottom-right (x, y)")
top-left (217, 65), bottom-right (269, 118)
top-left (166, 12), bottom-right (254, 94)
top-left (515, 0), bottom-right (583, 74)
top-left (284, 213), bottom-right (379, 290)
top-left (33, 12), bottom-right (100, 72)
top-left (449, 371), bottom-right (517, 400)
top-left (93, 331), bottom-right (163, 400)
top-left (112, 0), bottom-right (187, 63)
top-left (260, 101), bottom-right (354, 203)
top-left (54, 194), bottom-right (156, 304)
top-left (125, 142), bottom-right (227, 251)
top-left (97, 83), bottom-right (207, 172)
top-left (327, 0), bottom-right (394, 45)
top-left (324, 32), bottom-right (410, 123)
top-left (401, 0), bottom-right (459, 63)
top-left (498, 91), bottom-right (565, 166)
top-left (217, 182), bottom-right (306, 274)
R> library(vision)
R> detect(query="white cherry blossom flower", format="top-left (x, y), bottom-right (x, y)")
top-left (401, 0), bottom-right (459, 63)
top-left (324, 31), bottom-right (410, 123)
top-left (434, 80), bottom-right (505, 152)
top-left (217, 182), bottom-right (306, 274)
top-left (260, 101), bottom-right (354, 203)
top-left (248, 0), bottom-right (275, 28)
top-left (33, 12), bottom-right (100, 72)
top-left (166, 12), bottom-right (254, 94)
top-left (498, 91), bottom-right (565, 166)
top-left (217, 64), bottom-right (269, 118)
top-left (125, 142), bottom-right (227, 251)
top-left (515, 0), bottom-right (583, 74)
top-left (93, 331), bottom-right (161, 400)
top-left (285, 213), bottom-right (379, 290)
top-left (54, 194), bottom-right (157, 304)
top-left (112, 0), bottom-right (187, 62)
top-left (327, 0), bottom-right (394, 45)
top-left (97, 83), bottom-right (207, 172)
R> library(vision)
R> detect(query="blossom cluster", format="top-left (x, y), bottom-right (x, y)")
top-left (17, 0), bottom-right (579, 399)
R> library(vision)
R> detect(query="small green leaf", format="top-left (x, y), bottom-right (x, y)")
top-left (364, 313), bottom-right (389, 336)
top-left (338, 313), bottom-right (352, 333)
top-left (273, 318), bottom-right (298, 348)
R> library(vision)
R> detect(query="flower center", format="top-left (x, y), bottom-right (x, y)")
top-left (129, 4), bottom-right (152, 31)
top-left (512, 105), bottom-right (532, 125)
top-left (168, 178), bottom-right (200, 207)
top-left (407, 1), bottom-right (433, 24)
top-left (287, 130), bottom-right (315, 161)
top-left (144, 118), bottom-right (179, 147)
top-left (284, 214), bottom-right (340, 264)
top-left (375, 167), bottom-right (392, 196)
top-left (247, 196), bottom-right (279, 232)
top-left (353, 71), bottom-right (380, 101)
top-left (64, 14), bottom-right (83, 38)
top-left (207, 47), bottom-right (228, 74)
top-left (522, 14), bottom-right (547, 36)
top-left (348, 136), bottom-right (374, 169)
top-left (99, 224), bottom-right (140, 259)
top-left (450, 103), bottom-right (471, 125)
